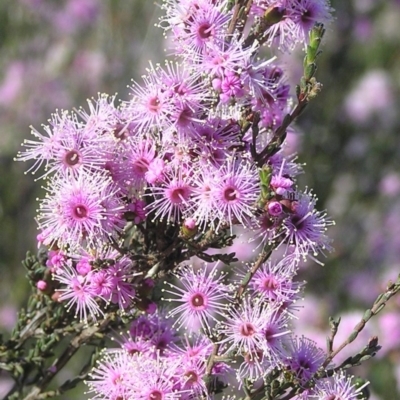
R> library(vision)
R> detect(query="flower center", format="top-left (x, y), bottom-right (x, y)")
top-left (148, 96), bottom-right (161, 112)
top-left (112, 372), bottom-right (122, 385)
top-left (149, 390), bottom-right (163, 400)
top-left (173, 82), bottom-right (186, 96)
top-left (301, 8), bottom-right (314, 22)
top-left (191, 294), bottom-right (205, 308)
top-left (74, 205), bottom-right (88, 219)
top-left (298, 358), bottom-right (311, 370)
top-left (263, 276), bottom-right (278, 291)
top-left (65, 150), bottom-right (80, 166)
top-left (156, 338), bottom-right (167, 351)
top-left (244, 350), bottom-right (263, 363)
top-left (198, 23), bottom-right (212, 39)
top-left (224, 187), bottom-right (238, 201)
top-left (133, 158), bottom-right (150, 174)
top-left (264, 327), bottom-right (276, 342)
top-left (176, 108), bottom-right (192, 126)
top-left (185, 370), bottom-right (198, 384)
top-left (113, 123), bottom-right (129, 141)
top-left (170, 187), bottom-right (189, 204)
top-left (240, 323), bottom-right (255, 337)
top-left (291, 215), bottom-right (306, 230)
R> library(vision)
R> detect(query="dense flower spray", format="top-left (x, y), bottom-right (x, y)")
top-left (11, 1), bottom-right (400, 400)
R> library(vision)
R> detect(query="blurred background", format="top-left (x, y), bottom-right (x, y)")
top-left (0, 0), bottom-right (399, 399)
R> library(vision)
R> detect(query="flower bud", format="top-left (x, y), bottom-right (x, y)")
top-left (36, 280), bottom-right (47, 291)
top-left (212, 77), bottom-right (222, 91)
top-left (181, 218), bottom-right (198, 239)
top-left (76, 259), bottom-right (91, 276)
top-left (268, 201), bottom-right (283, 216)
top-left (51, 291), bottom-right (62, 302)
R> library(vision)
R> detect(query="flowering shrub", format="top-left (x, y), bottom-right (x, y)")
top-left (1, 0), bottom-right (399, 399)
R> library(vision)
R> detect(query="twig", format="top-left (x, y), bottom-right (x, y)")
top-left (235, 245), bottom-right (273, 300)
top-left (227, 0), bottom-right (254, 37)
top-left (254, 101), bottom-right (308, 166)
top-left (322, 276), bottom-right (400, 368)
top-left (22, 313), bottom-right (117, 400)
top-left (204, 244), bottom-right (275, 395)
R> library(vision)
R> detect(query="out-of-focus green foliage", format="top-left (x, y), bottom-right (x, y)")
top-left (296, 1), bottom-right (400, 398)
top-left (0, 0), bottom-right (164, 297)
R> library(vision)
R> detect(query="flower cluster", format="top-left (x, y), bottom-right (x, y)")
top-left (15, 0), bottom-right (371, 399)
top-left (250, 0), bottom-right (333, 51)
top-left (87, 261), bottom-right (365, 399)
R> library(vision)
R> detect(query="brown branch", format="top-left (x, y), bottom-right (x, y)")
top-left (227, 0), bottom-right (254, 37)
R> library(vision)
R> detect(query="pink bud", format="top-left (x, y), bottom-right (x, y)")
top-left (36, 280), bottom-right (47, 291)
top-left (184, 218), bottom-right (196, 230)
top-left (76, 259), bottom-right (92, 275)
top-left (212, 78), bottom-right (222, 91)
top-left (268, 201), bottom-right (283, 217)
top-left (275, 187), bottom-right (287, 196)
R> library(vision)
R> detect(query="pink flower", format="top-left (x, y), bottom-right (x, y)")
top-left (218, 297), bottom-right (282, 356)
top-left (212, 157), bottom-right (259, 232)
top-left (344, 70), bottom-right (394, 124)
top-left (314, 371), bottom-right (369, 400)
top-left (249, 259), bottom-right (303, 304)
top-left (54, 261), bottom-right (103, 321)
top-left (282, 190), bottom-right (333, 259)
top-left (146, 166), bottom-right (194, 222)
top-left (163, 264), bottom-right (228, 332)
top-left (86, 351), bottom-right (132, 399)
top-left (37, 171), bottom-right (123, 249)
top-left (284, 336), bottom-right (325, 384)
